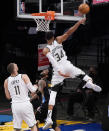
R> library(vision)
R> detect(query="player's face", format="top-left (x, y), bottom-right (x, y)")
top-left (49, 36), bottom-right (54, 44)
top-left (52, 36), bottom-right (54, 41)
top-left (14, 64), bottom-right (19, 72)
top-left (43, 69), bottom-right (49, 75)
top-left (41, 69), bottom-right (49, 78)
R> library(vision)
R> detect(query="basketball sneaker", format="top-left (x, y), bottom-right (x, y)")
top-left (49, 128), bottom-right (55, 131)
top-left (43, 118), bottom-right (53, 130)
top-left (83, 81), bottom-right (102, 92)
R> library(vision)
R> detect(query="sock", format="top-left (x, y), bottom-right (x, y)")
top-left (83, 75), bottom-right (92, 82)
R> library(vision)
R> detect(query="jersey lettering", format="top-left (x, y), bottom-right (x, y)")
top-left (55, 50), bottom-right (64, 62)
top-left (14, 85), bottom-right (20, 95)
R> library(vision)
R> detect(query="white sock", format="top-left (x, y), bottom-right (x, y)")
top-left (47, 110), bottom-right (53, 120)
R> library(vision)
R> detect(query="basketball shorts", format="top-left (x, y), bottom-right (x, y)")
top-left (11, 101), bottom-right (36, 129)
top-left (51, 60), bottom-right (85, 86)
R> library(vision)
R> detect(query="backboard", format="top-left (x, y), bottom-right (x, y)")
top-left (17, 0), bottom-right (86, 21)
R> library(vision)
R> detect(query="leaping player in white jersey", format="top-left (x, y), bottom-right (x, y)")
top-left (4, 63), bottom-right (39, 131)
top-left (42, 18), bottom-right (102, 130)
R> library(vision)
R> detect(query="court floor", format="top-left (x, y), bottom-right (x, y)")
top-left (0, 93), bottom-right (106, 131)
top-left (0, 114), bottom-right (104, 131)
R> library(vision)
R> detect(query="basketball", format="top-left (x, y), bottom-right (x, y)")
top-left (78, 3), bottom-right (90, 14)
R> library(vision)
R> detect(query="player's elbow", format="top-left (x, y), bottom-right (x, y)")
top-left (62, 33), bottom-right (69, 42)
top-left (42, 50), bottom-right (46, 55)
top-left (43, 49), bottom-right (47, 56)
top-left (6, 95), bottom-right (11, 100)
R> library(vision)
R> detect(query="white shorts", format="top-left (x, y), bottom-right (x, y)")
top-left (51, 60), bottom-right (85, 86)
top-left (11, 101), bottom-right (36, 129)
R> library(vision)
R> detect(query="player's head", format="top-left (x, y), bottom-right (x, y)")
top-left (40, 69), bottom-right (49, 78)
top-left (7, 63), bottom-right (18, 74)
top-left (45, 31), bottom-right (54, 43)
top-left (43, 69), bottom-right (49, 75)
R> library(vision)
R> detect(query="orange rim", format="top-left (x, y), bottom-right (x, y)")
top-left (31, 11), bottom-right (55, 20)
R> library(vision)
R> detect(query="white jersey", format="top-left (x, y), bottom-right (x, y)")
top-left (46, 40), bottom-right (67, 64)
top-left (7, 74), bottom-right (30, 103)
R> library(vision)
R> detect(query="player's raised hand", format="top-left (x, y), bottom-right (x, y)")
top-left (79, 18), bottom-right (86, 24)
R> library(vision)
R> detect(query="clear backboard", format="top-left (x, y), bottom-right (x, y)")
top-left (17, 0), bottom-right (86, 21)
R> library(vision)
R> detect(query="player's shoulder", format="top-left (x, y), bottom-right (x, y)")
top-left (22, 74), bottom-right (28, 78)
top-left (21, 74), bottom-right (29, 82)
top-left (43, 47), bottom-right (50, 55)
top-left (4, 78), bottom-right (8, 83)
top-left (39, 79), bottom-right (46, 83)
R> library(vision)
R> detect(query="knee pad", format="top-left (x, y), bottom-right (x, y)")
top-left (49, 91), bottom-right (57, 106)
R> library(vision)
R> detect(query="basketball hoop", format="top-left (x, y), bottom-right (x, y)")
top-left (31, 11), bottom-right (55, 32)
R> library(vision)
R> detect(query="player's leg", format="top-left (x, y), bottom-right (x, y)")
top-left (11, 103), bottom-right (23, 131)
top-left (76, 73), bottom-right (101, 92)
top-left (22, 102), bottom-right (38, 131)
top-left (31, 125), bottom-right (39, 131)
top-left (44, 94), bottom-right (61, 131)
top-left (43, 76), bottom-right (64, 130)
top-left (69, 63), bottom-right (102, 92)
top-left (47, 82), bottom-right (63, 121)
top-left (43, 90), bottom-right (57, 130)
top-left (52, 106), bottom-right (61, 131)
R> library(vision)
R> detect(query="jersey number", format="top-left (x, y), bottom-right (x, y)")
top-left (14, 86), bottom-right (20, 95)
top-left (55, 50), bottom-right (64, 62)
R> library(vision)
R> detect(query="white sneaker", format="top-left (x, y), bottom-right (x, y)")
top-left (83, 81), bottom-right (102, 92)
top-left (43, 119), bottom-right (53, 130)
top-left (49, 128), bottom-right (55, 131)
top-left (92, 84), bottom-right (102, 92)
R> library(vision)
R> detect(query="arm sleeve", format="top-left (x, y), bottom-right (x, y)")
top-left (46, 52), bottom-right (60, 71)
top-left (26, 82), bottom-right (38, 93)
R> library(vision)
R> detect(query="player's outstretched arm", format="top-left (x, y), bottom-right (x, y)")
top-left (56, 18), bottom-right (86, 44)
top-left (22, 74), bottom-right (38, 93)
top-left (4, 79), bottom-right (11, 100)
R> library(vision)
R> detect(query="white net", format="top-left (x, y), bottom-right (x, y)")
top-left (34, 18), bottom-right (51, 32)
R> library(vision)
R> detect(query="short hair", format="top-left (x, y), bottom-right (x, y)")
top-left (7, 63), bottom-right (15, 74)
top-left (45, 31), bottom-right (54, 41)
